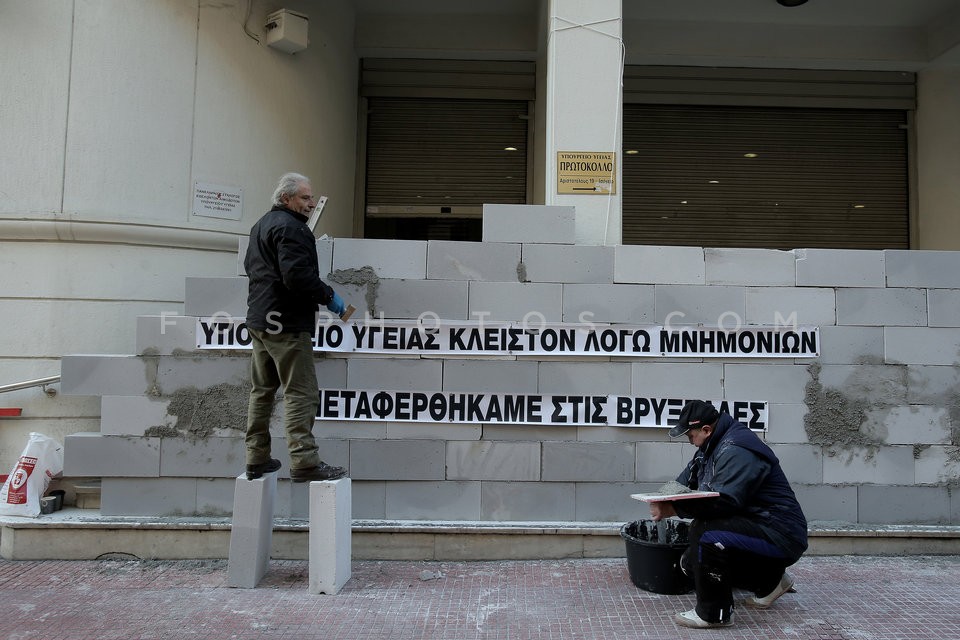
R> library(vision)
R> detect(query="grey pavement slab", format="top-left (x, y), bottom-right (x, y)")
top-left (1, 555), bottom-right (957, 639)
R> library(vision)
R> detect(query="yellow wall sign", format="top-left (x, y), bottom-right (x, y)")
top-left (557, 151), bottom-right (616, 195)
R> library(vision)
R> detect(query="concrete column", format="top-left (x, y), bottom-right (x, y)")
top-left (227, 472), bottom-right (278, 588)
top-left (308, 478), bottom-right (352, 595)
top-left (916, 65), bottom-right (960, 250)
top-left (544, 0), bottom-right (623, 246)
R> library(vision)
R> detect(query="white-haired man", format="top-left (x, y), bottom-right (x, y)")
top-left (242, 172), bottom-right (347, 482)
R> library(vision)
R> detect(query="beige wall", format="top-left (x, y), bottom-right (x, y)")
top-left (0, 0), bottom-right (359, 472)
top-left (915, 65), bottom-right (960, 250)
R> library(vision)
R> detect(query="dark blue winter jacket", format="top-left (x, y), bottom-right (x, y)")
top-left (673, 413), bottom-right (808, 562)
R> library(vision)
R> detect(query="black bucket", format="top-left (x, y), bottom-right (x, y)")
top-left (620, 519), bottom-right (693, 595)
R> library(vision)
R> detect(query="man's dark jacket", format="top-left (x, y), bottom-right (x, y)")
top-left (244, 206), bottom-right (334, 333)
top-left (673, 413), bottom-right (808, 562)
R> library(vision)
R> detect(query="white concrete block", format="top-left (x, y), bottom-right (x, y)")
top-left (631, 362), bottom-right (724, 398)
top-left (482, 204), bottom-right (575, 244)
top-left (332, 238), bottom-right (427, 279)
top-left (928, 290), bottom-right (960, 328)
top-left (237, 236), bottom-right (249, 276)
top-left (772, 444), bottom-right (822, 484)
top-left (614, 245), bottom-right (704, 284)
top-left (346, 358), bottom-right (442, 390)
top-left (63, 432), bottom-right (161, 477)
top-left (538, 361), bottom-right (632, 395)
top-left (385, 481), bottom-right (481, 520)
top-left (136, 315), bottom-right (196, 356)
top-left (542, 442), bottom-right (635, 481)
top-left (160, 436), bottom-right (248, 477)
top-left (795, 248), bottom-right (885, 287)
top-left (654, 285), bottom-right (746, 326)
top-left (61, 355), bottom-right (154, 397)
top-left (468, 281), bottom-right (563, 322)
top-left (480, 481), bottom-right (576, 520)
top-left (351, 481), bottom-right (386, 519)
top-left (99, 477), bottom-right (198, 517)
top-left (575, 482), bottom-right (661, 522)
top-left (635, 442), bottom-right (686, 482)
top-left (184, 277), bottom-right (248, 317)
top-left (705, 248), bottom-right (795, 286)
top-left (822, 446), bottom-right (914, 484)
top-left (196, 478), bottom-right (235, 516)
top-left (858, 485), bottom-right (950, 524)
top-left (764, 403), bottom-right (810, 444)
top-left (562, 283), bottom-right (655, 324)
top-left (317, 239), bottom-right (334, 277)
top-left (427, 240), bottom-right (521, 281)
top-left (521, 244), bottom-right (614, 283)
top-left (100, 395), bottom-right (173, 436)
top-left (885, 250), bottom-right (960, 288)
top-left (907, 365), bottom-right (960, 404)
top-left (861, 405), bottom-right (951, 445)
top-left (349, 440), bottom-right (445, 480)
top-left (385, 421), bottom-right (482, 440)
top-left (227, 472), bottom-right (278, 588)
top-left (374, 279), bottom-right (468, 320)
top-left (745, 287), bottom-right (837, 326)
top-left (814, 364), bottom-right (907, 405)
top-left (443, 360), bottom-right (539, 393)
top-left (309, 478), bottom-right (352, 595)
top-left (793, 484), bottom-right (858, 522)
top-left (446, 441), bottom-right (540, 481)
top-left (885, 327), bottom-right (960, 365)
top-left (156, 355), bottom-right (249, 392)
top-left (817, 326), bottom-right (885, 365)
top-left (723, 363), bottom-right (810, 404)
top-left (836, 288), bottom-right (926, 327)
top-left (916, 446), bottom-right (960, 484)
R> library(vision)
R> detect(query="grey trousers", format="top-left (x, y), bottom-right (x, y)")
top-left (245, 328), bottom-right (321, 470)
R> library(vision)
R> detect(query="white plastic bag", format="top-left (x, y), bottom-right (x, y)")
top-left (0, 432), bottom-right (64, 518)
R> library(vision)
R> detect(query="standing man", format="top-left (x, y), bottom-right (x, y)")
top-left (243, 172), bottom-right (347, 482)
top-left (650, 400), bottom-right (807, 629)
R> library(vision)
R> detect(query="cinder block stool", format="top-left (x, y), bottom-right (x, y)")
top-left (308, 478), bottom-right (352, 595)
top-left (227, 471), bottom-right (278, 588)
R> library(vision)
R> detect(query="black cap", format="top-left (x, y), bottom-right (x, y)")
top-left (669, 400), bottom-right (720, 438)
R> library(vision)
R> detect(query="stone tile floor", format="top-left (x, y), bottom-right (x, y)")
top-left (2, 555), bottom-right (958, 639)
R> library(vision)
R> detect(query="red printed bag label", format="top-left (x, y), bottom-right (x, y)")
top-left (6, 456), bottom-right (37, 505)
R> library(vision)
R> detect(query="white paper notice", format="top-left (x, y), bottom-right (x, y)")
top-left (193, 182), bottom-right (243, 220)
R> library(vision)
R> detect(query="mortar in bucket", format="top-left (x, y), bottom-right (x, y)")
top-left (620, 519), bottom-right (693, 595)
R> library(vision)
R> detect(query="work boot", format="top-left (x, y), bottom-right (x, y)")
top-left (246, 458), bottom-right (281, 480)
top-left (743, 572), bottom-right (796, 608)
top-left (674, 609), bottom-right (733, 629)
top-left (290, 462), bottom-right (347, 482)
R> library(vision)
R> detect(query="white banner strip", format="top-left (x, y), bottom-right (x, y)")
top-left (315, 390), bottom-right (768, 430)
top-left (197, 318), bottom-right (819, 358)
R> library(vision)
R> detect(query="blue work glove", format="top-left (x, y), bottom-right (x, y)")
top-left (326, 292), bottom-right (345, 316)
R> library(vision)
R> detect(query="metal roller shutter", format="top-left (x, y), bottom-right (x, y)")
top-left (360, 59), bottom-right (534, 240)
top-left (622, 67), bottom-right (913, 249)
top-left (622, 104), bottom-right (909, 249)
top-left (365, 97), bottom-right (529, 215)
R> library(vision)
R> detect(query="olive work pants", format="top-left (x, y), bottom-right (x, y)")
top-left (245, 328), bottom-right (321, 470)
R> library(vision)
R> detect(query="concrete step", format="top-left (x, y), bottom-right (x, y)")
top-left (4, 511), bottom-right (960, 561)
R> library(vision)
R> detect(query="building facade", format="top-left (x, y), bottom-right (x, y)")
top-left (3, 0), bottom-right (960, 530)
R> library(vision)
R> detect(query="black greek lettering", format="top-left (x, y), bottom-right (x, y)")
top-left (372, 392), bottom-right (393, 418)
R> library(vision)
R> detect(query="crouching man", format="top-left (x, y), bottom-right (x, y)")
top-left (650, 400), bottom-right (808, 629)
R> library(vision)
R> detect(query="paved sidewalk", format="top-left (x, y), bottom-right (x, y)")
top-left (2, 554), bottom-right (958, 639)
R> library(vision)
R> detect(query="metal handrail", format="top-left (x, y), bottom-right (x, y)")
top-left (0, 375), bottom-right (61, 396)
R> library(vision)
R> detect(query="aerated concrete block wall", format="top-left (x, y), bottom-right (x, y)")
top-left (61, 205), bottom-right (960, 525)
